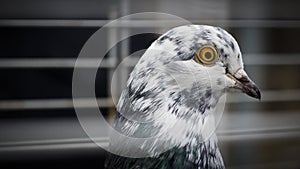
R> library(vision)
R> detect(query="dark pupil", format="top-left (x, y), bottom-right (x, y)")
top-left (204, 52), bottom-right (212, 59)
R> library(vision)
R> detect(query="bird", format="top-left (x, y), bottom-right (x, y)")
top-left (105, 25), bottom-right (261, 169)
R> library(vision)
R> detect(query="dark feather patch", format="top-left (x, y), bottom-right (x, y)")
top-left (105, 142), bottom-right (225, 169)
top-left (230, 41), bottom-right (235, 52)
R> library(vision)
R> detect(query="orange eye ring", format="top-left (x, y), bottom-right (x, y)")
top-left (194, 45), bottom-right (219, 66)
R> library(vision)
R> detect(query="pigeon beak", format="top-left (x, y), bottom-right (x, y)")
top-left (226, 69), bottom-right (261, 100)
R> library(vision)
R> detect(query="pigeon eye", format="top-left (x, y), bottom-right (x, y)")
top-left (194, 46), bottom-right (219, 65)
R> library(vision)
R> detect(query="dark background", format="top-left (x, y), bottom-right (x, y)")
top-left (0, 0), bottom-right (299, 168)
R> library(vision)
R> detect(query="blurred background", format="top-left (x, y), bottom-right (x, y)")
top-left (0, 0), bottom-right (299, 168)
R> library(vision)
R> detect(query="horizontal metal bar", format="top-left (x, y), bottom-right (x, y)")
top-left (0, 19), bottom-right (300, 28)
top-left (0, 19), bottom-right (108, 28)
top-left (217, 126), bottom-right (300, 141)
top-left (0, 98), bottom-right (114, 109)
top-left (243, 54), bottom-right (300, 65)
top-left (229, 161), bottom-right (300, 169)
top-left (0, 58), bottom-right (115, 68)
top-left (0, 141), bottom-right (104, 152)
top-left (0, 137), bottom-right (108, 147)
top-left (0, 54), bottom-right (299, 68)
top-left (218, 126), bottom-right (300, 136)
top-left (0, 126), bottom-right (299, 152)
top-left (226, 89), bottom-right (300, 103)
top-left (0, 90), bottom-right (299, 110)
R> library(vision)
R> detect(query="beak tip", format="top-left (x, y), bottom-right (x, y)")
top-left (249, 85), bottom-right (261, 100)
top-left (227, 73), bottom-right (261, 100)
top-left (239, 77), bottom-right (261, 100)
top-left (256, 91), bottom-right (261, 100)
top-left (254, 86), bottom-right (261, 100)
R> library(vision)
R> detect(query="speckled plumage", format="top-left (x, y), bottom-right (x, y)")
top-left (105, 25), bottom-right (248, 169)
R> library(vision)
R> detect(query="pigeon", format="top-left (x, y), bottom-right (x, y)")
top-left (105, 25), bottom-right (261, 169)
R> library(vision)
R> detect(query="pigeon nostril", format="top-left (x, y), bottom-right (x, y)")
top-left (238, 76), bottom-right (250, 83)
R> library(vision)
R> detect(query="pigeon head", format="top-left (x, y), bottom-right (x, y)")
top-left (117, 25), bottom-right (260, 147)
top-left (110, 25), bottom-right (261, 167)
